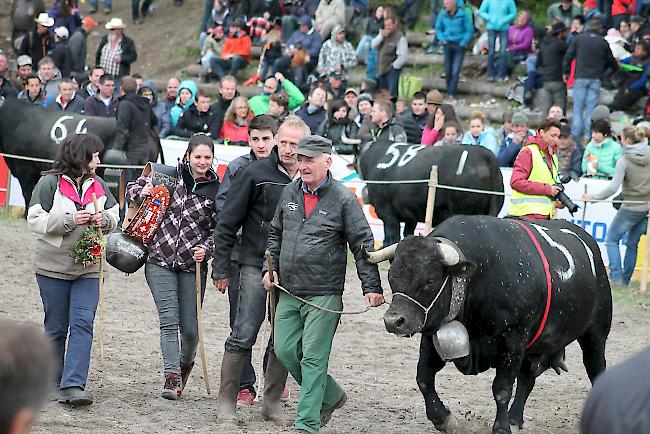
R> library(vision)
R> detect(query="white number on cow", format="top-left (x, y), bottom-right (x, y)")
top-left (398, 145), bottom-right (425, 167)
top-left (377, 143), bottom-right (425, 169)
top-left (531, 224), bottom-right (575, 281)
top-left (50, 116), bottom-right (88, 144)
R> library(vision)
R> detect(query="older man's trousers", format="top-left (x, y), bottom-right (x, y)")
top-left (274, 291), bottom-right (345, 433)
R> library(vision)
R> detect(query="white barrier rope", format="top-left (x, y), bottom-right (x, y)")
top-left (0, 152), bottom-right (146, 169)
top-left (1, 151), bottom-right (647, 206)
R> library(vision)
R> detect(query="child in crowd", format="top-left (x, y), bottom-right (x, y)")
top-left (460, 111), bottom-right (499, 155)
top-left (434, 122), bottom-right (460, 146)
top-left (582, 119), bottom-right (623, 179)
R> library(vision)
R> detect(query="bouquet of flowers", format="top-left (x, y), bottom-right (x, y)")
top-left (71, 225), bottom-right (106, 267)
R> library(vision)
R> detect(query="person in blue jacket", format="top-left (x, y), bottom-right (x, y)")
top-left (169, 80), bottom-right (198, 128)
top-left (479, 0), bottom-right (517, 82)
top-left (436, 0), bottom-right (474, 102)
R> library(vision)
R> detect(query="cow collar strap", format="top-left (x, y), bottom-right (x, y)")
top-left (433, 237), bottom-right (468, 323)
top-left (510, 219), bottom-right (552, 350)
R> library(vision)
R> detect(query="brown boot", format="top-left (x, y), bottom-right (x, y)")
top-left (261, 352), bottom-right (293, 427)
top-left (216, 351), bottom-right (248, 424)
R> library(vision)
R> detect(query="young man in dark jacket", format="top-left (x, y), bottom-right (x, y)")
top-left (83, 74), bottom-right (119, 117)
top-left (563, 18), bottom-right (618, 144)
top-left (537, 22), bottom-right (569, 116)
top-left (113, 76), bottom-right (157, 181)
top-left (212, 115), bottom-right (308, 427)
top-left (171, 91), bottom-right (223, 138)
top-left (295, 86), bottom-right (327, 133)
top-left (399, 91), bottom-right (431, 143)
top-left (262, 135), bottom-right (383, 433)
top-left (213, 114), bottom-right (279, 407)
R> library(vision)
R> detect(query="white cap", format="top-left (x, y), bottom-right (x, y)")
top-left (54, 26), bottom-right (69, 38)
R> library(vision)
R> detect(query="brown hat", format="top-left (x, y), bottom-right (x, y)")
top-left (426, 90), bottom-right (443, 105)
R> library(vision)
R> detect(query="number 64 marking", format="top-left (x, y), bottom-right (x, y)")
top-left (50, 116), bottom-right (88, 144)
top-left (377, 143), bottom-right (425, 169)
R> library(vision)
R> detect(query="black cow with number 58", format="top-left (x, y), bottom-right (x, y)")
top-left (356, 141), bottom-right (504, 245)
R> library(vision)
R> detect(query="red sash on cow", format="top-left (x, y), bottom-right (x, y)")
top-left (123, 185), bottom-right (171, 244)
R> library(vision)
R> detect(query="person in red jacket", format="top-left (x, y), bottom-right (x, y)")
top-left (208, 20), bottom-right (252, 81)
top-left (220, 96), bottom-right (253, 145)
top-left (612, 0), bottom-right (636, 29)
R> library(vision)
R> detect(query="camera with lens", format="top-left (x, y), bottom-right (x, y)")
top-left (553, 174), bottom-right (579, 214)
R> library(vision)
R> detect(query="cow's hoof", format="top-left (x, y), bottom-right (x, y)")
top-left (435, 413), bottom-right (460, 433)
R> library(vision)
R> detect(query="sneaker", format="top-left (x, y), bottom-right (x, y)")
top-left (89, 7), bottom-right (98, 13)
top-left (103, 7), bottom-right (111, 14)
top-left (180, 361), bottom-right (194, 392)
top-left (280, 386), bottom-right (290, 401)
top-left (58, 387), bottom-right (94, 406)
top-left (236, 388), bottom-right (255, 406)
top-left (320, 391), bottom-right (347, 427)
top-left (161, 374), bottom-right (182, 400)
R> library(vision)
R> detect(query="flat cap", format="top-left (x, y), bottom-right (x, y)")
top-left (511, 112), bottom-right (529, 125)
top-left (296, 135), bottom-right (333, 157)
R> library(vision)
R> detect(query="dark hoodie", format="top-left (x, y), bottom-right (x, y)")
top-left (139, 80), bottom-right (172, 138)
top-left (171, 104), bottom-right (223, 138)
top-left (114, 92), bottom-right (158, 164)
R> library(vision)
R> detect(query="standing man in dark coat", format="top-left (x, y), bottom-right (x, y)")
top-left (537, 22), bottom-right (569, 115)
top-left (68, 17), bottom-right (99, 79)
top-left (563, 18), bottom-right (618, 145)
top-left (19, 13), bottom-right (54, 66)
top-left (113, 76), bottom-right (157, 181)
top-left (371, 16), bottom-right (407, 99)
top-left (262, 135), bottom-right (384, 433)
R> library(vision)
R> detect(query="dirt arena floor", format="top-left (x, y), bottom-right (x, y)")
top-left (2, 217), bottom-right (650, 434)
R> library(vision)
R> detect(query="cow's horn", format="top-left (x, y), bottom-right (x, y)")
top-left (341, 130), bottom-right (362, 145)
top-left (366, 243), bottom-right (398, 263)
top-left (439, 243), bottom-right (460, 266)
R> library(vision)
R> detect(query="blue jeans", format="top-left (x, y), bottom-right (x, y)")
top-left (443, 42), bottom-right (465, 98)
top-left (605, 209), bottom-right (648, 285)
top-left (430, 0), bottom-right (441, 28)
top-left (355, 35), bottom-right (373, 62)
top-left (366, 48), bottom-right (378, 80)
top-left (377, 67), bottom-right (401, 98)
top-left (145, 263), bottom-right (207, 376)
top-left (571, 78), bottom-right (601, 144)
top-left (37, 274), bottom-right (99, 390)
top-left (226, 260), bottom-right (257, 392)
top-left (90, 0), bottom-right (111, 9)
top-left (487, 30), bottom-right (508, 79)
top-left (225, 264), bottom-right (274, 392)
top-left (209, 56), bottom-right (247, 79)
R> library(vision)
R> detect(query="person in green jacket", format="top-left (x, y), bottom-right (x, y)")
top-left (248, 72), bottom-right (305, 115)
top-left (582, 119), bottom-right (623, 179)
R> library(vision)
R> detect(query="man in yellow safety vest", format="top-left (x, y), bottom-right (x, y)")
top-left (509, 118), bottom-right (564, 220)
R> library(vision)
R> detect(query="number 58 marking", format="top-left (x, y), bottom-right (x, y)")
top-left (377, 143), bottom-right (425, 169)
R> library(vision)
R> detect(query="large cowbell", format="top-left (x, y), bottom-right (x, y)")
top-left (106, 231), bottom-right (148, 274)
top-left (432, 320), bottom-right (470, 361)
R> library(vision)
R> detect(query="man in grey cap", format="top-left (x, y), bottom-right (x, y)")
top-left (497, 112), bottom-right (534, 167)
top-left (263, 135), bottom-right (384, 433)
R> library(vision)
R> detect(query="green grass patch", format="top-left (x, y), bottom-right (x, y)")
top-left (611, 282), bottom-right (650, 310)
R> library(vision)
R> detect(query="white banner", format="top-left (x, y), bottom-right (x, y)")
top-left (9, 140), bottom-right (623, 264)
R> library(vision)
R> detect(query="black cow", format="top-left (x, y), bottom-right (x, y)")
top-left (356, 142), bottom-right (504, 246)
top-left (0, 99), bottom-right (159, 209)
top-left (368, 216), bottom-right (612, 434)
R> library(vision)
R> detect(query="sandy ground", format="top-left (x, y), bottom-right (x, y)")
top-left (2, 218), bottom-right (650, 434)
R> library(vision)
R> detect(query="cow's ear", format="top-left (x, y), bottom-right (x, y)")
top-left (448, 261), bottom-right (476, 279)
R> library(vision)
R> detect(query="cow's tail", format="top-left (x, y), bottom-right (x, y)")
top-left (489, 162), bottom-right (505, 216)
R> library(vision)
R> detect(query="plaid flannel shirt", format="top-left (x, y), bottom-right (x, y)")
top-left (126, 166), bottom-right (217, 272)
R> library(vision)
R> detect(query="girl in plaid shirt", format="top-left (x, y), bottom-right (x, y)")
top-left (125, 134), bottom-right (219, 400)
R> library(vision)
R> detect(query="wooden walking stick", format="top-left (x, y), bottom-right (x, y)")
top-left (92, 193), bottom-right (106, 363)
top-left (265, 250), bottom-right (276, 341)
top-left (195, 261), bottom-right (211, 394)
top-left (581, 184), bottom-right (588, 229)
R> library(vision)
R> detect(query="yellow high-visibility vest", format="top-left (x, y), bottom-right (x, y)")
top-left (509, 144), bottom-right (559, 217)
